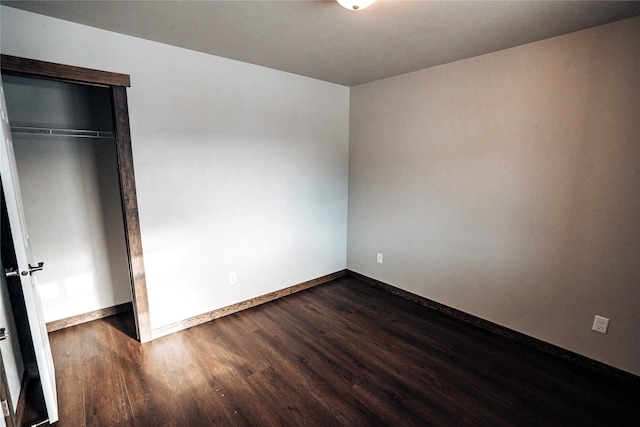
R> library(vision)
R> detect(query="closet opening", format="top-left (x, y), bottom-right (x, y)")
top-left (4, 74), bottom-right (136, 335)
top-left (1, 55), bottom-right (151, 343)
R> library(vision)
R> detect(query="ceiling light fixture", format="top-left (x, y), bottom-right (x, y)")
top-left (337, 0), bottom-right (375, 11)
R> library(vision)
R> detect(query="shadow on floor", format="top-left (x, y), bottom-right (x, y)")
top-left (100, 311), bottom-right (138, 341)
top-left (17, 375), bottom-right (47, 427)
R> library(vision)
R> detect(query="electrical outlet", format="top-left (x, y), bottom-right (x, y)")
top-left (376, 253), bottom-right (383, 264)
top-left (592, 315), bottom-right (609, 334)
top-left (229, 272), bottom-right (237, 284)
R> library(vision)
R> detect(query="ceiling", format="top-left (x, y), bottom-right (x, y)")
top-left (2, 1), bottom-right (639, 86)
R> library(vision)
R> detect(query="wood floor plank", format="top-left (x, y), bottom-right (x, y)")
top-left (250, 324), bottom-right (366, 425)
top-left (117, 333), bottom-right (190, 426)
top-left (47, 277), bottom-right (640, 426)
top-left (80, 319), bottom-right (134, 427)
top-left (181, 324), bottom-right (278, 426)
top-left (49, 322), bottom-right (88, 426)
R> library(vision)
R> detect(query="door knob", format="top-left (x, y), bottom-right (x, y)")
top-left (0, 328), bottom-right (10, 341)
top-left (3, 262), bottom-right (44, 278)
top-left (4, 267), bottom-right (19, 278)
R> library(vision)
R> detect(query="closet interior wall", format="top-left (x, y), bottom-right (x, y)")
top-left (3, 74), bottom-right (132, 323)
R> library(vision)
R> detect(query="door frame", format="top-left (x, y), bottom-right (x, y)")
top-left (1, 54), bottom-right (152, 343)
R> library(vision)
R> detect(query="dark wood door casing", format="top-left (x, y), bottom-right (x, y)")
top-left (0, 54), bottom-right (130, 87)
top-left (0, 54), bottom-right (152, 343)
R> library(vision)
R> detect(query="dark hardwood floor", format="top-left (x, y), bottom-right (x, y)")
top-left (47, 277), bottom-right (639, 426)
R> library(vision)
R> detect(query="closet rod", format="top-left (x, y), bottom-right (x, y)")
top-left (10, 126), bottom-right (114, 140)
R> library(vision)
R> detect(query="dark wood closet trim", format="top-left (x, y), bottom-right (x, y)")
top-left (346, 270), bottom-right (640, 388)
top-left (0, 54), bottom-right (130, 87)
top-left (46, 302), bottom-right (133, 333)
top-left (1, 55), bottom-right (151, 343)
top-left (152, 270), bottom-right (348, 340)
top-left (110, 85), bottom-right (151, 343)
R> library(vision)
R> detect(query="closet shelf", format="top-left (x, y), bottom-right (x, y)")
top-left (10, 126), bottom-right (114, 140)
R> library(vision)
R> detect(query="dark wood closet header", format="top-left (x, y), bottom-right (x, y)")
top-left (1, 54), bottom-right (130, 88)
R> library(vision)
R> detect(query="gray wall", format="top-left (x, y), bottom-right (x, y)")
top-left (348, 16), bottom-right (640, 375)
top-left (1, 6), bottom-right (349, 331)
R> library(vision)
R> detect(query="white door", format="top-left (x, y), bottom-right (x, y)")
top-left (0, 78), bottom-right (58, 423)
top-left (0, 256), bottom-right (23, 426)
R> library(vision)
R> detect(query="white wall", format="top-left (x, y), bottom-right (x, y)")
top-left (348, 17), bottom-right (640, 376)
top-left (5, 76), bottom-right (132, 322)
top-left (1, 6), bottom-right (350, 330)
